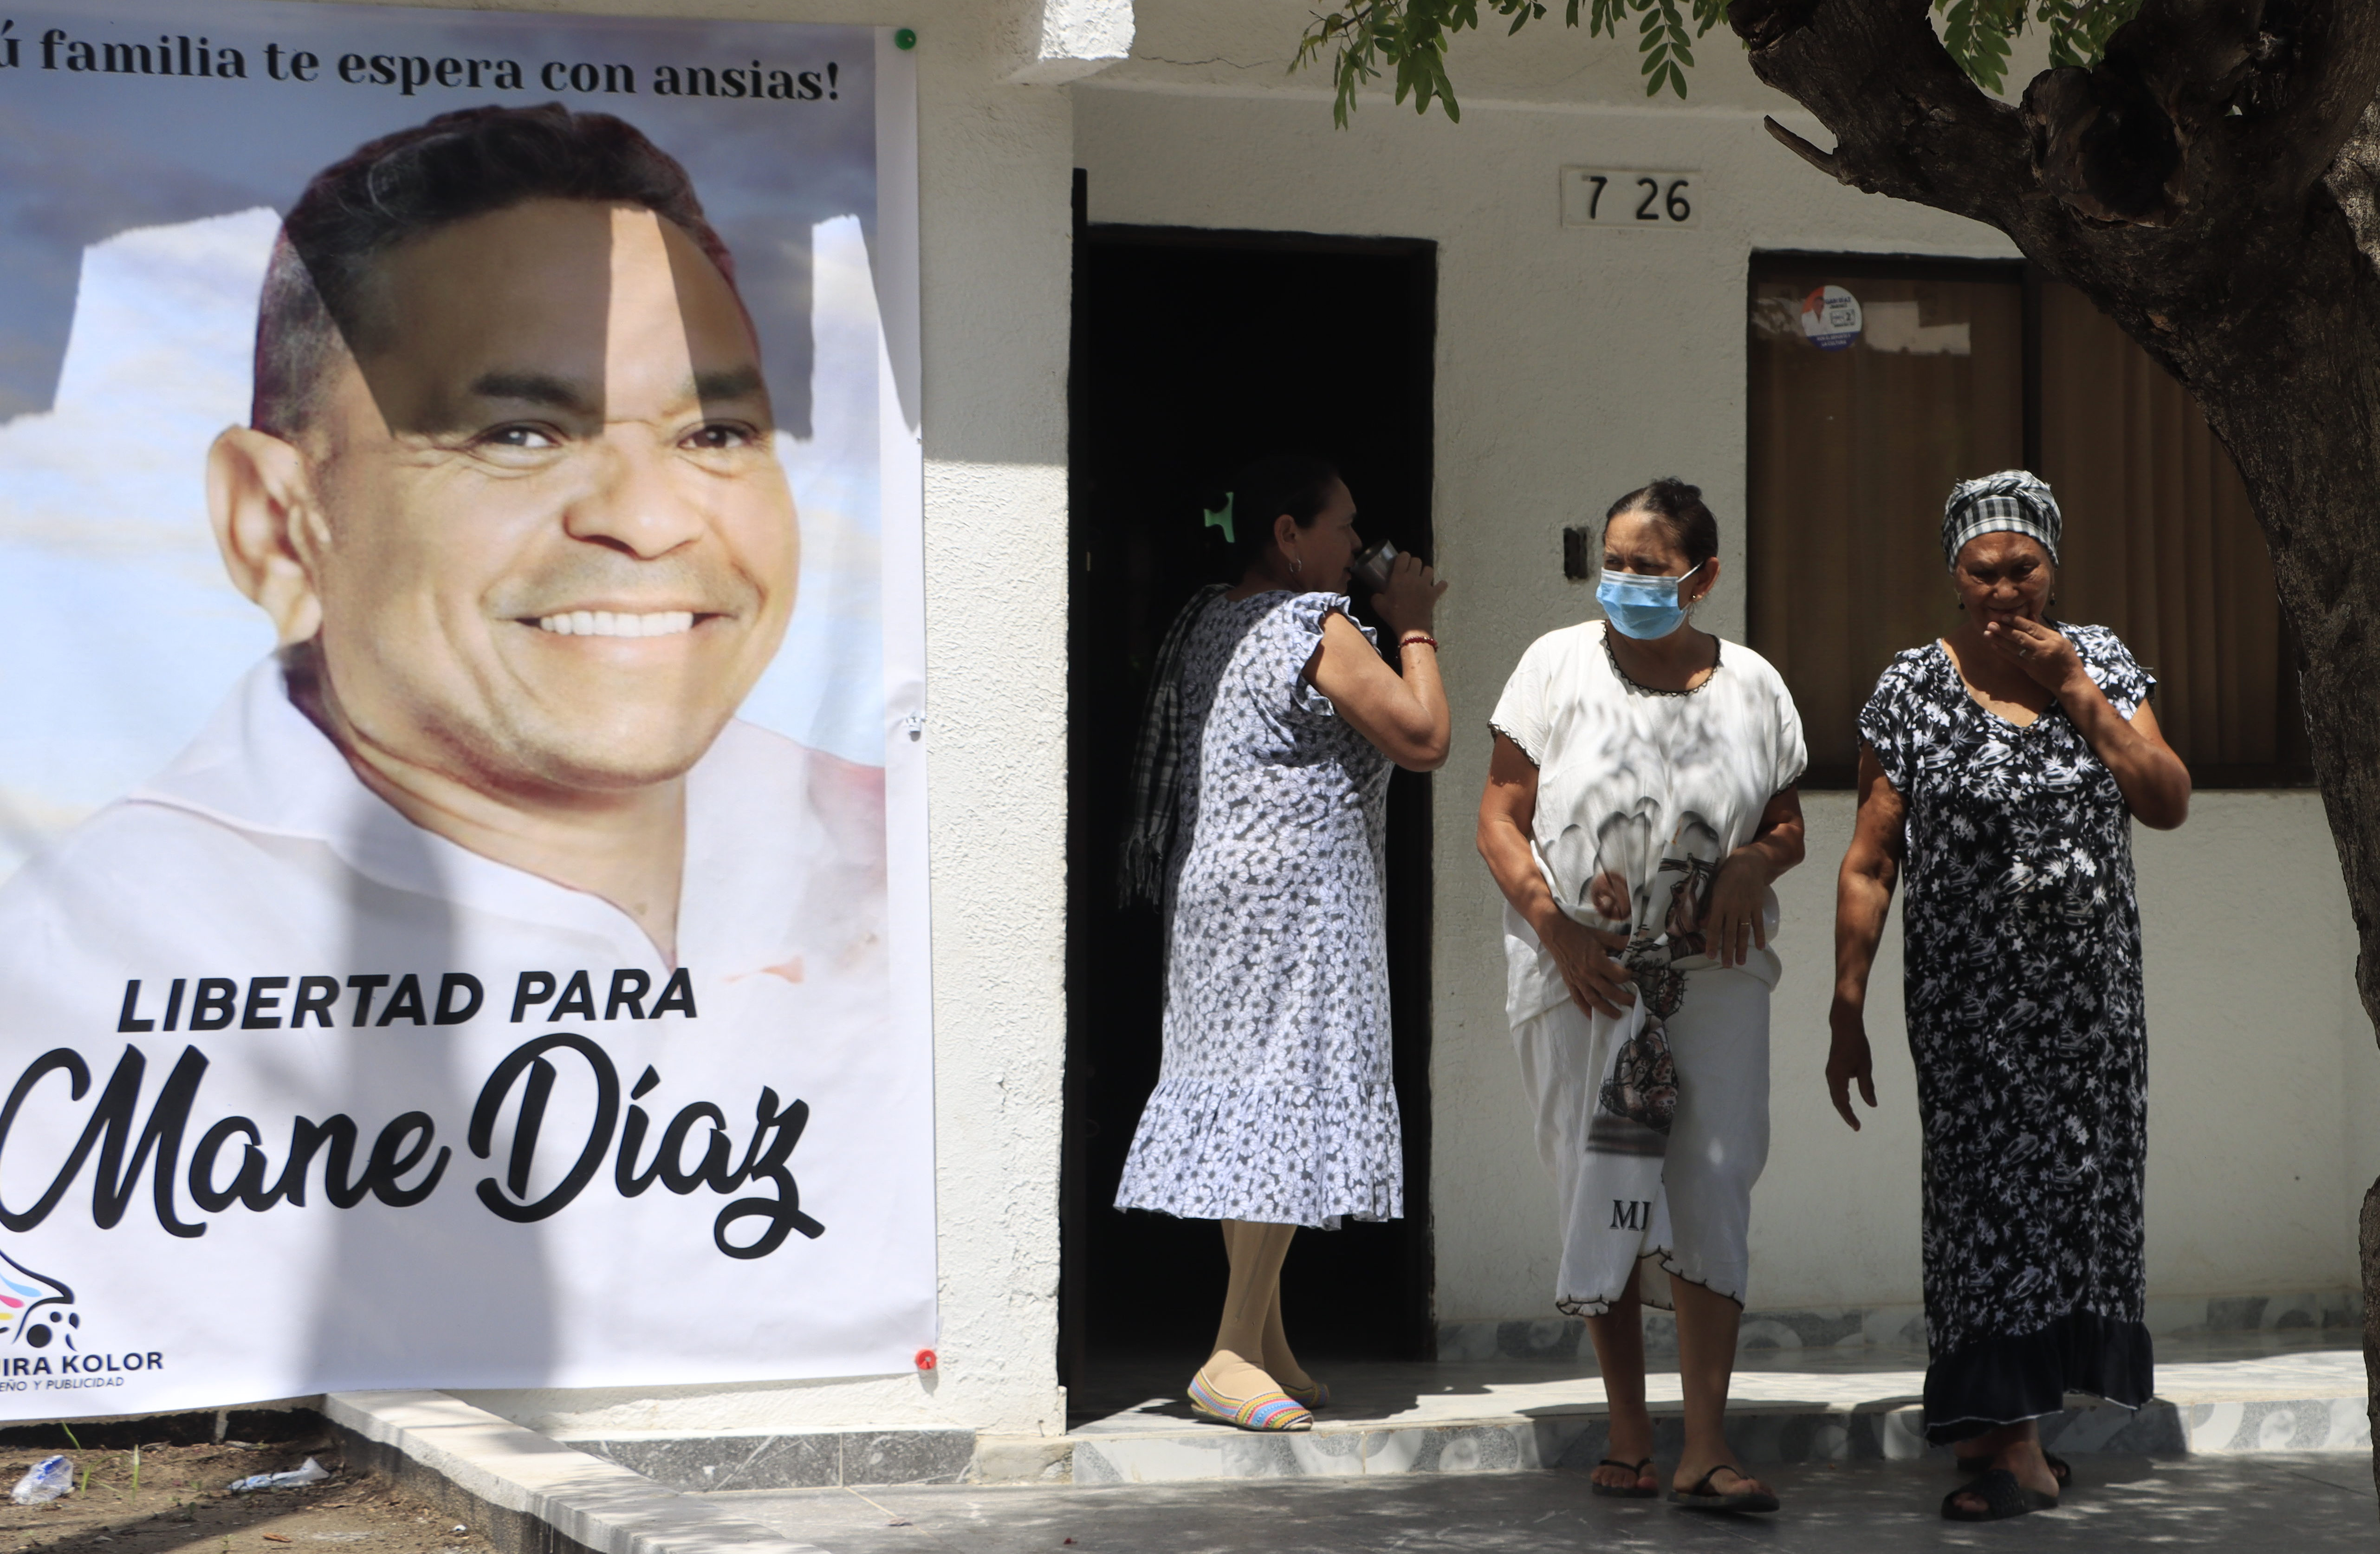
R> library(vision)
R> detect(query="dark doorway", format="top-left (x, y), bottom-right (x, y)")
top-left (1061, 177), bottom-right (1440, 1403)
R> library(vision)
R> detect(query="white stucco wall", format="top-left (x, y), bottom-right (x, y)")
top-left (235, 0), bottom-right (2377, 1442)
top-left (275, 0), bottom-right (1077, 1437)
top-left (1078, 3), bottom-right (2380, 1329)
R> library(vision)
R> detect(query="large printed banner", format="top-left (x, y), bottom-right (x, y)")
top-left (0, 0), bottom-right (931, 1417)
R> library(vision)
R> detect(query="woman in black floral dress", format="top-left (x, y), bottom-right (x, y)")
top-left (1829, 472), bottom-right (2191, 1522)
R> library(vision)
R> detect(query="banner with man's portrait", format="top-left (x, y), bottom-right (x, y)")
top-left (0, 0), bottom-right (930, 1416)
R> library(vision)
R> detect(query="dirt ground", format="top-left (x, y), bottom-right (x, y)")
top-left (0, 1438), bottom-right (496, 1554)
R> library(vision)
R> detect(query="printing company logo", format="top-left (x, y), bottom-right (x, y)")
top-left (0, 1251), bottom-right (78, 1351)
top-left (0, 1252), bottom-right (160, 1392)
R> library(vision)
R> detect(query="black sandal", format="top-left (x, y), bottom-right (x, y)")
top-left (1942, 1468), bottom-right (2057, 1521)
top-left (1670, 1464), bottom-right (1779, 1514)
top-left (1955, 1448), bottom-right (2071, 1489)
top-left (1589, 1456), bottom-right (1658, 1499)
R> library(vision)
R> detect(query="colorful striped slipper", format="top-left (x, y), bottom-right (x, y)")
top-left (1281, 1378), bottom-right (1330, 1410)
top-left (1187, 1372), bottom-right (1314, 1431)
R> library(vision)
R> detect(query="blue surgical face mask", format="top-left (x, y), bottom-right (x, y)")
top-left (1597, 561), bottom-right (1703, 640)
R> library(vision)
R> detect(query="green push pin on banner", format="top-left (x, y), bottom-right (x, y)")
top-left (1203, 493), bottom-right (1235, 545)
top-left (894, 28), bottom-right (917, 49)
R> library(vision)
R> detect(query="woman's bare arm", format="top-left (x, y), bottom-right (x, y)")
top-left (1704, 786), bottom-right (1806, 970)
top-left (1985, 617), bottom-right (2191, 828)
top-left (2064, 688), bottom-right (2192, 829)
top-left (1310, 612), bottom-right (1450, 772)
top-left (1475, 734), bottom-right (1634, 1017)
top-left (1829, 746), bottom-right (1905, 1131)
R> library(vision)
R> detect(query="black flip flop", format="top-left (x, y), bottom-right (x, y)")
top-left (1955, 1449), bottom-right (2071, 1489)
top-left (1942, 1467), bottom-right (2057, 1521)
top-left (1589, 1456), bottom-right (1658, 1499)
top-left (1670, 1464), bottom-right (1780, 1514)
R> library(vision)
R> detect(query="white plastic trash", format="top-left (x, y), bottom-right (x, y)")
top-left (10, 1455), bottom-right (73, 1505)
top-left (227, 1456), bottom-right (329, 1494)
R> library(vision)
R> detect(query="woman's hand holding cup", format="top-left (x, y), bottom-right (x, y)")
top-left (1376, 552), bottom-right (1446, 640)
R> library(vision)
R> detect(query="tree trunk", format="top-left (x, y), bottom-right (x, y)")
top-left (2363, 1176), bottom-right (2380, 1495)
top-left (1732, 0), bottom-right (2380, 1500)
top-left (2175, 107), bottom-right (2380, 1060)
top-left (2072, 195), bottom-right (2380, 1491)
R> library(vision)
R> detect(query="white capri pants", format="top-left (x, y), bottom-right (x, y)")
top-left (1511, 965), bottom-right (1772, 1315)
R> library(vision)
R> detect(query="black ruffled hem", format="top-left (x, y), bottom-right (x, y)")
top-left (1552, 1250), bottom-right (1747, 1319)
top-left (1923, 1308), bottom-right (2153, 1445)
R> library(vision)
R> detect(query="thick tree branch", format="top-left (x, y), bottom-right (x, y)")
top-left (2233, 0), bottom-right (2380, 194)
top-left (2326, 99), bottom-right (2380, 265)
top-left (1763, 116), bottom-right (1848, 182)
top-left (2025, 0), bottom-right (2380, 227)
top-left (1731, 0), bottom-right (2380, 332)
top-left (1729, 0), bottom-right (2034, 231)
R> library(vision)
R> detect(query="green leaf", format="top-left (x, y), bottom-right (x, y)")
top-left (1294, 0), bottom-right (1752, 121)
top-left (1926, 0), bottom-right (2151, 94)
top-left (2036, 0), bottom-right (2143, 70)
top-left (1933, 0), bottom-right (2012, 94)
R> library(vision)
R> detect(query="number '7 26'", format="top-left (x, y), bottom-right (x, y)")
top-left (1582, 175), bottom-right (1691, 222)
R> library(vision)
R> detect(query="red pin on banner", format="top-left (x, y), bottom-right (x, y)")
top-left (914, 1349), bottom-right (938, 1372)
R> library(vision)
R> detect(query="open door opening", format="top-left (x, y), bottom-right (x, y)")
top-left (1062, 179), bottom-right (1440, 1412)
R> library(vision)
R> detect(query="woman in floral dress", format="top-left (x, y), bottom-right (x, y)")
top-left (1114, 455), bottom-right (1451, 1432)
top-left (1830, 472), bottom-right (2192, 1521)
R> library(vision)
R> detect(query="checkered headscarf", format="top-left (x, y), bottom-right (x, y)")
top-left (1942, 470), bottom-right (2062, 570)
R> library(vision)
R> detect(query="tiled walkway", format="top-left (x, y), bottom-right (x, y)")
top-left (720, 1452), bottom-right (2379, 1553)
top-left (1055, 1330), bottom-right (2367, 1482)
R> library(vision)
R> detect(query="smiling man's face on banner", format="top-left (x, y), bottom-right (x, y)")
top-left (213, 197), bottom-right (799, 798)
top-left (0, 45), bottom-right (930, 1417)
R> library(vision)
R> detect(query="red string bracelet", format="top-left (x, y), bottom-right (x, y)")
top-left (1399, 633), bottom-right (1439, 651)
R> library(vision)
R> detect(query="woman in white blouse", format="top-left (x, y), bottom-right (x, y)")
top-left (1477, 479), bottom-right (1807, 1514)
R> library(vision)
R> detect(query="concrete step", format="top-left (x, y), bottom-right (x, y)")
top-left (1048, 1344), bottom-right (2370, 1486)
top-left (1436, 1290), bottom-right (2361, 1365)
